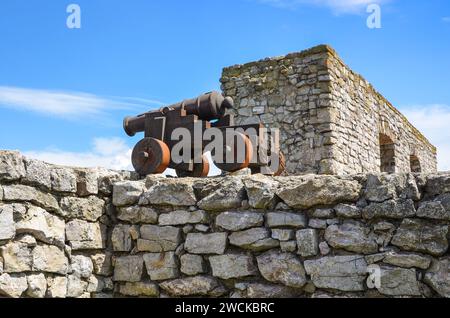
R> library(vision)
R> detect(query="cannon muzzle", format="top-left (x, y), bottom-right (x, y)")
top-left (123, 91), bottom-right (234, 137)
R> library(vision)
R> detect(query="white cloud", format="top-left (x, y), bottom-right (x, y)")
top-left (443, 17), bottom-right (450, 23)
top-left (23, 137), bottom-right (133, 171)
top-left (0, 86), bottom-right (163, 120)
top-left (400, 104), bottom-right (450, 172)
top-left (256, 0), bottom-right (390, 14)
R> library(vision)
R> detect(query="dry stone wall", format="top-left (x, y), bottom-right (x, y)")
top-left (1, 150), bottom-right (450, 298)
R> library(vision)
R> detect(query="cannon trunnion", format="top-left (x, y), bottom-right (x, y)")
top-left (123, 91), bottom-right (285, 177)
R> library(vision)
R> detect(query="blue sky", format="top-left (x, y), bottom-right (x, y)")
top-left (0, 0), bottom-right (449, 171)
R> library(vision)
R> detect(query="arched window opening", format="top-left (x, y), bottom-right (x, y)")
top-left (379, 134), bottom-right (396, 173)
top-left (410, 155), bottom-right (422, 173)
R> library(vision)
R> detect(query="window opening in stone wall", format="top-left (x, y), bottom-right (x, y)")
top-left (379, 134), bottom-right (396, 173)
top-left (410, 155), bottom-right (422, 173)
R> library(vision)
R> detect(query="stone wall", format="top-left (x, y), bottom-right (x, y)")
top-left (220, 45), bottom-right (437, 175)
top-left (1, 151), bottom-right (449, 298)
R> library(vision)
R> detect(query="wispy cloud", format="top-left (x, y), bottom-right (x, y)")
top-left (0, 86), bottom-right (164, 120)
top-left (443, 17), bottom-right (450, 23)
top-left (23, 137), bottom-right (134, 170)
top-left (256, 0), bottom-right (390, 14)
top-left (400, 104), bottom-right (450, 172)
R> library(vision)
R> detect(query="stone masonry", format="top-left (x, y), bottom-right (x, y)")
top-left (1, 151), bottom-right (450, 298)
top-left (221, 45), bottom-right (437, 175)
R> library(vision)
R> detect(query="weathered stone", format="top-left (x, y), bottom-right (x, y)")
top-left (243, 175), bottom-right (279, 209)
top-left (383, 253), bottom-right (431, 270)
top-left (391, 219), bottom-right (448, 256)
top-left (365, 174), bottom-right (420, 202)
top-left (1, 241), bottom-right (32, 273)
top-left (143, 252), bottom-right (179, 281)
top-left (277, 176), bottom-right (361, 209)
top-left (304, 256), bottom-right (368, 292)
top-left (216, 211), bottom-right (264, 231)
top-left (424, 258), bottom-right (450, 298)
top-left (139, 178), bottom-right (196, 207)
top-left (75, 168), bottom-right (99, 196)
top-left (15, 205), bottom-right (65, 246)
top-left (0, 205), bottom-right (15, 242)
top-left (112, 224), bottom-right (134, 252)
top-left (0, 273), bottom-right (27, 297)
top-left (185, 233), bottom-right (227, 255)
top-left (113, 181), bottom-right (146, 207)
top-left (0, 151), bottom-right (26, 182)
top-left (67, 274), bottom-right (88, 298)
top-left (233, 282), bottom-right (300, 298)
top-left (296, 229), bottom-right (319, 257)
top-left (308, 218), bottom-right (327, 229)
top-left (60, 196), bottom-right (105, 222)
top-left (32, 244), bottom-right (68, 275)
top-left (159, 210), bottom-right (207, 226)
top-left (210, 254), bottom-right (257, 279)
top-left (71, 255), bottom-right (94, 278)
top-left (46, 276), bottom-right (67, 298)
top-left (257, 251), bottom-right (307, 288)
top-left (335, 204), bottom-right (361, 218)
top-left (377, 267), bottom-right (421, 296)
top-left (417, 200), bottom-right (450, 221)
top-left (2, 185), bottom-right (59, 212)
top-left (280, 241), bottom-right (297, 253)
top-left (362, 199), bottom-right (416, 220)
top-left (26, 273), bottom-right (47, 298)
top-left (113, 255), bottom-right (144, 282)
top-left (197, 177), bottom-right (245, 211)
top-left (51, 167), bottom-right (77, 193)
top-left (266, 212), bottom-right (307, 228)
top-left (229, 228), bottom-right (279, 251)
top-left (180, 254), bottom-right (205, 276)
top-left (86, 275), bottom-right (105, 293)
top-left (319, 242), bottom-right (331, 255)
top-left (24, 159), bottom-right (51, 189)
top-left (91, 252), bottom-right (113, 276)
top-left (426, 174), bottom-right (450, 196)
top-left (65, 220), bottom-right (105, 250)
top-left (160, 276), bottom-right (226, 297)
top-left (138, 225), bottom-right (181, 252)
top-left (311, 208), bottom-right (335, 219)
top-left (325, 222), bottom-right (378, 254)
top-left (120, 282), bottom-right (159, 297)
top-left (272, 229), bottom-right (294, 241)
top-left (117, 206), bottom-right (158, 224)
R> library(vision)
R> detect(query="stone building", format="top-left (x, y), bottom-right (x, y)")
top-left (220, 45), bottom-right (437, 175)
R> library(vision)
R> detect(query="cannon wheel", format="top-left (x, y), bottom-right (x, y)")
top-left (175, 154), bottom-right (210, 178)
top-left (213, 132), bottom-right (253, 173)
top-left (132, 138), bottom-right (170, 175)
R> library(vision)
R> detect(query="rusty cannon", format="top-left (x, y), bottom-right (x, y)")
top-left (123, 91), bottom-right (285, 177)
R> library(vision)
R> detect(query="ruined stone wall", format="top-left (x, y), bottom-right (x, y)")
top-left (220, 45), bottom-right (437, 175)
top-left (326, 49), bottom-right (437, 175)
top-left (1, 151), bottom-right (450, 298)
top-left (221, 46), bottom-right (335, 174)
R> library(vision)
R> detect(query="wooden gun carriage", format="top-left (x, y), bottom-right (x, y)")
top-left (123, 91), bottom-right (285, 177)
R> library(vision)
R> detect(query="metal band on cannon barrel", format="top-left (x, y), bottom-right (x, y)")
top-left (123, 91), bottom-right (234, 137)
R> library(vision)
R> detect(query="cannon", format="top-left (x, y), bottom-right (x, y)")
top-left (123, 91), bottom-right (285, 177)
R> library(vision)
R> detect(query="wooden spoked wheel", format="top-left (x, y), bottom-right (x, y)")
top-left (131, 138), bottom-right (170, 176)
top-left (213, 132), bottom-right (253, 173)
top-left (175, 154), bottom-right (210, 178)
top-left (250, 151), bottom-right (286, 176)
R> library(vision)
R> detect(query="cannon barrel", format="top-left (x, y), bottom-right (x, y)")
top-left (123, 91), bottom-right (234, 137)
